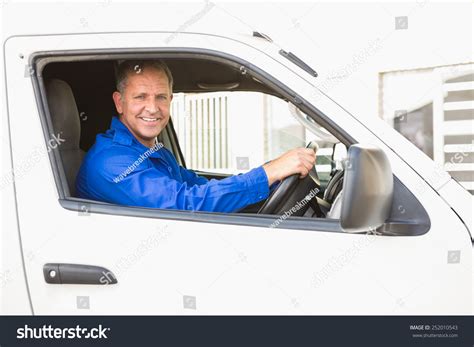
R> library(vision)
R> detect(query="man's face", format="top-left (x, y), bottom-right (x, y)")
top-left (113, 68), bottom-right (173, 147)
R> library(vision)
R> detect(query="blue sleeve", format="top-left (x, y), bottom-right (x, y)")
top-left (79, 148), bottom-right (270, 213)
top-left (270, 180), bottom-right (280, 192)
top-left (178, 166), bottom-right (209, 186)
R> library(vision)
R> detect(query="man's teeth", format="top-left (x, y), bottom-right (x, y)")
top-left (141, 117), bottom-right (159, 122)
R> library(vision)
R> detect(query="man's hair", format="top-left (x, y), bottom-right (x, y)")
top-left (115, 59), bottom-right (174, 94)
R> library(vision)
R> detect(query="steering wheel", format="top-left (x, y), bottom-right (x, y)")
top-left (258, 142), bottom-right (322, 216)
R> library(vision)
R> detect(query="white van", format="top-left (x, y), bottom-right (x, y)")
top-left (1, 25), bottom-right (472, 315)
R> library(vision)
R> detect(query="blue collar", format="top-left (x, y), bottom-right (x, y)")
top-left (110, 116), bottom-right (164, 159)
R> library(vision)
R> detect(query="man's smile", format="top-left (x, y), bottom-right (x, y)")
top-left (138, 116), bottom-right (162, 124)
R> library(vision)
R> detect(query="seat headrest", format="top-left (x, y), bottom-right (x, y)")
top-left (46, 79), bottom-right (81, 150)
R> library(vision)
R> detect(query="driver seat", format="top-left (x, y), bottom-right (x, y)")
top-left (46, 79), bottom-right (85, 197)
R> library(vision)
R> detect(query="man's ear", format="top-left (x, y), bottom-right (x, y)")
top-left (112, 91), bottom-right (123, 115)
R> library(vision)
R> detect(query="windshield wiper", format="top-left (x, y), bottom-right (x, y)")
top-left (279, 49), bottom-right (318, 77)
top-left (252, 31), bottom-right (318, 77)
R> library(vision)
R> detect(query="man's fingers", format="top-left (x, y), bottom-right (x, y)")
top-left (299, 167), bottom-right (310, 178)
top-left (269, 148), bottom-right (317, 181)
top-left (291, 150), bottom-right (316, 177)
top-left (300, 149), bottom-right (316, 162)
top-left (300, 157), bottom-right (314, 172)
top-left (298, 151), bottom-right (316, 168)
top-left (297, 161), bottom-right (311, 176)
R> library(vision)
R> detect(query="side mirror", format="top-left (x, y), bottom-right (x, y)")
top-left (340, 144), bottom-right (393, 232)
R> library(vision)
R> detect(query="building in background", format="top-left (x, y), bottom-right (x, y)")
top-left (380, 63), bottom-right (474, 194)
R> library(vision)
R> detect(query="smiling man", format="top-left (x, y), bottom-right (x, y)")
top-left (76, 60), bottom-right (316, 212)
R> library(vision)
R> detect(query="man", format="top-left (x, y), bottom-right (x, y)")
top-left (76, 60), bottom-right (316, 212)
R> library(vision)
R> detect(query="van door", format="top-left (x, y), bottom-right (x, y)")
top-left (5, 32), bottom-right (471, 314)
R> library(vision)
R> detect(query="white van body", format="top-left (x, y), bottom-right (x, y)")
top-left (1, 11), bottom-right (472, 315)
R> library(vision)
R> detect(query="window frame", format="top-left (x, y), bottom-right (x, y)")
top-left (31, 47), bottom-right (360, 234)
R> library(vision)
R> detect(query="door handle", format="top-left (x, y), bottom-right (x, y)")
top-left (43, 263), bottom-right (117, 285)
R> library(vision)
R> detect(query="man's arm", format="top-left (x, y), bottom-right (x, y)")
top-left (78, 149), bottom-right (270, 212)
top-left (77, 146), bottom-right (316, 212)
top-left (175, 147), bottom-right (318, 189)
top-left (178, 166), bottom-right (209, 186)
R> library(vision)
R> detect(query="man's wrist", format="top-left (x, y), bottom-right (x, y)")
top-left (262, 162), bottom-right (278, 186)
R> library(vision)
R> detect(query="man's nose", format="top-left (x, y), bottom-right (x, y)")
top-left (144, 99), bottom-right (159, 114)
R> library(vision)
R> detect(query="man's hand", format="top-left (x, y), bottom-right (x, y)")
top-left (263, 148), bottom-right (317, 186)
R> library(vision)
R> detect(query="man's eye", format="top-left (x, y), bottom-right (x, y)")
top-left (135, 95), bottom-right (145, 100)
top-left (157, 95), bottom-right (167, 100)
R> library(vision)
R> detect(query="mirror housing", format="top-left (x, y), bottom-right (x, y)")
top-left (340, 144), bottom-right (393, 232)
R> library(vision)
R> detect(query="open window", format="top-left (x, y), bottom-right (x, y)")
top-left (40, 55), bottom-right (347, 216)
top-left (34, 50), bottom-right (429, 235)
